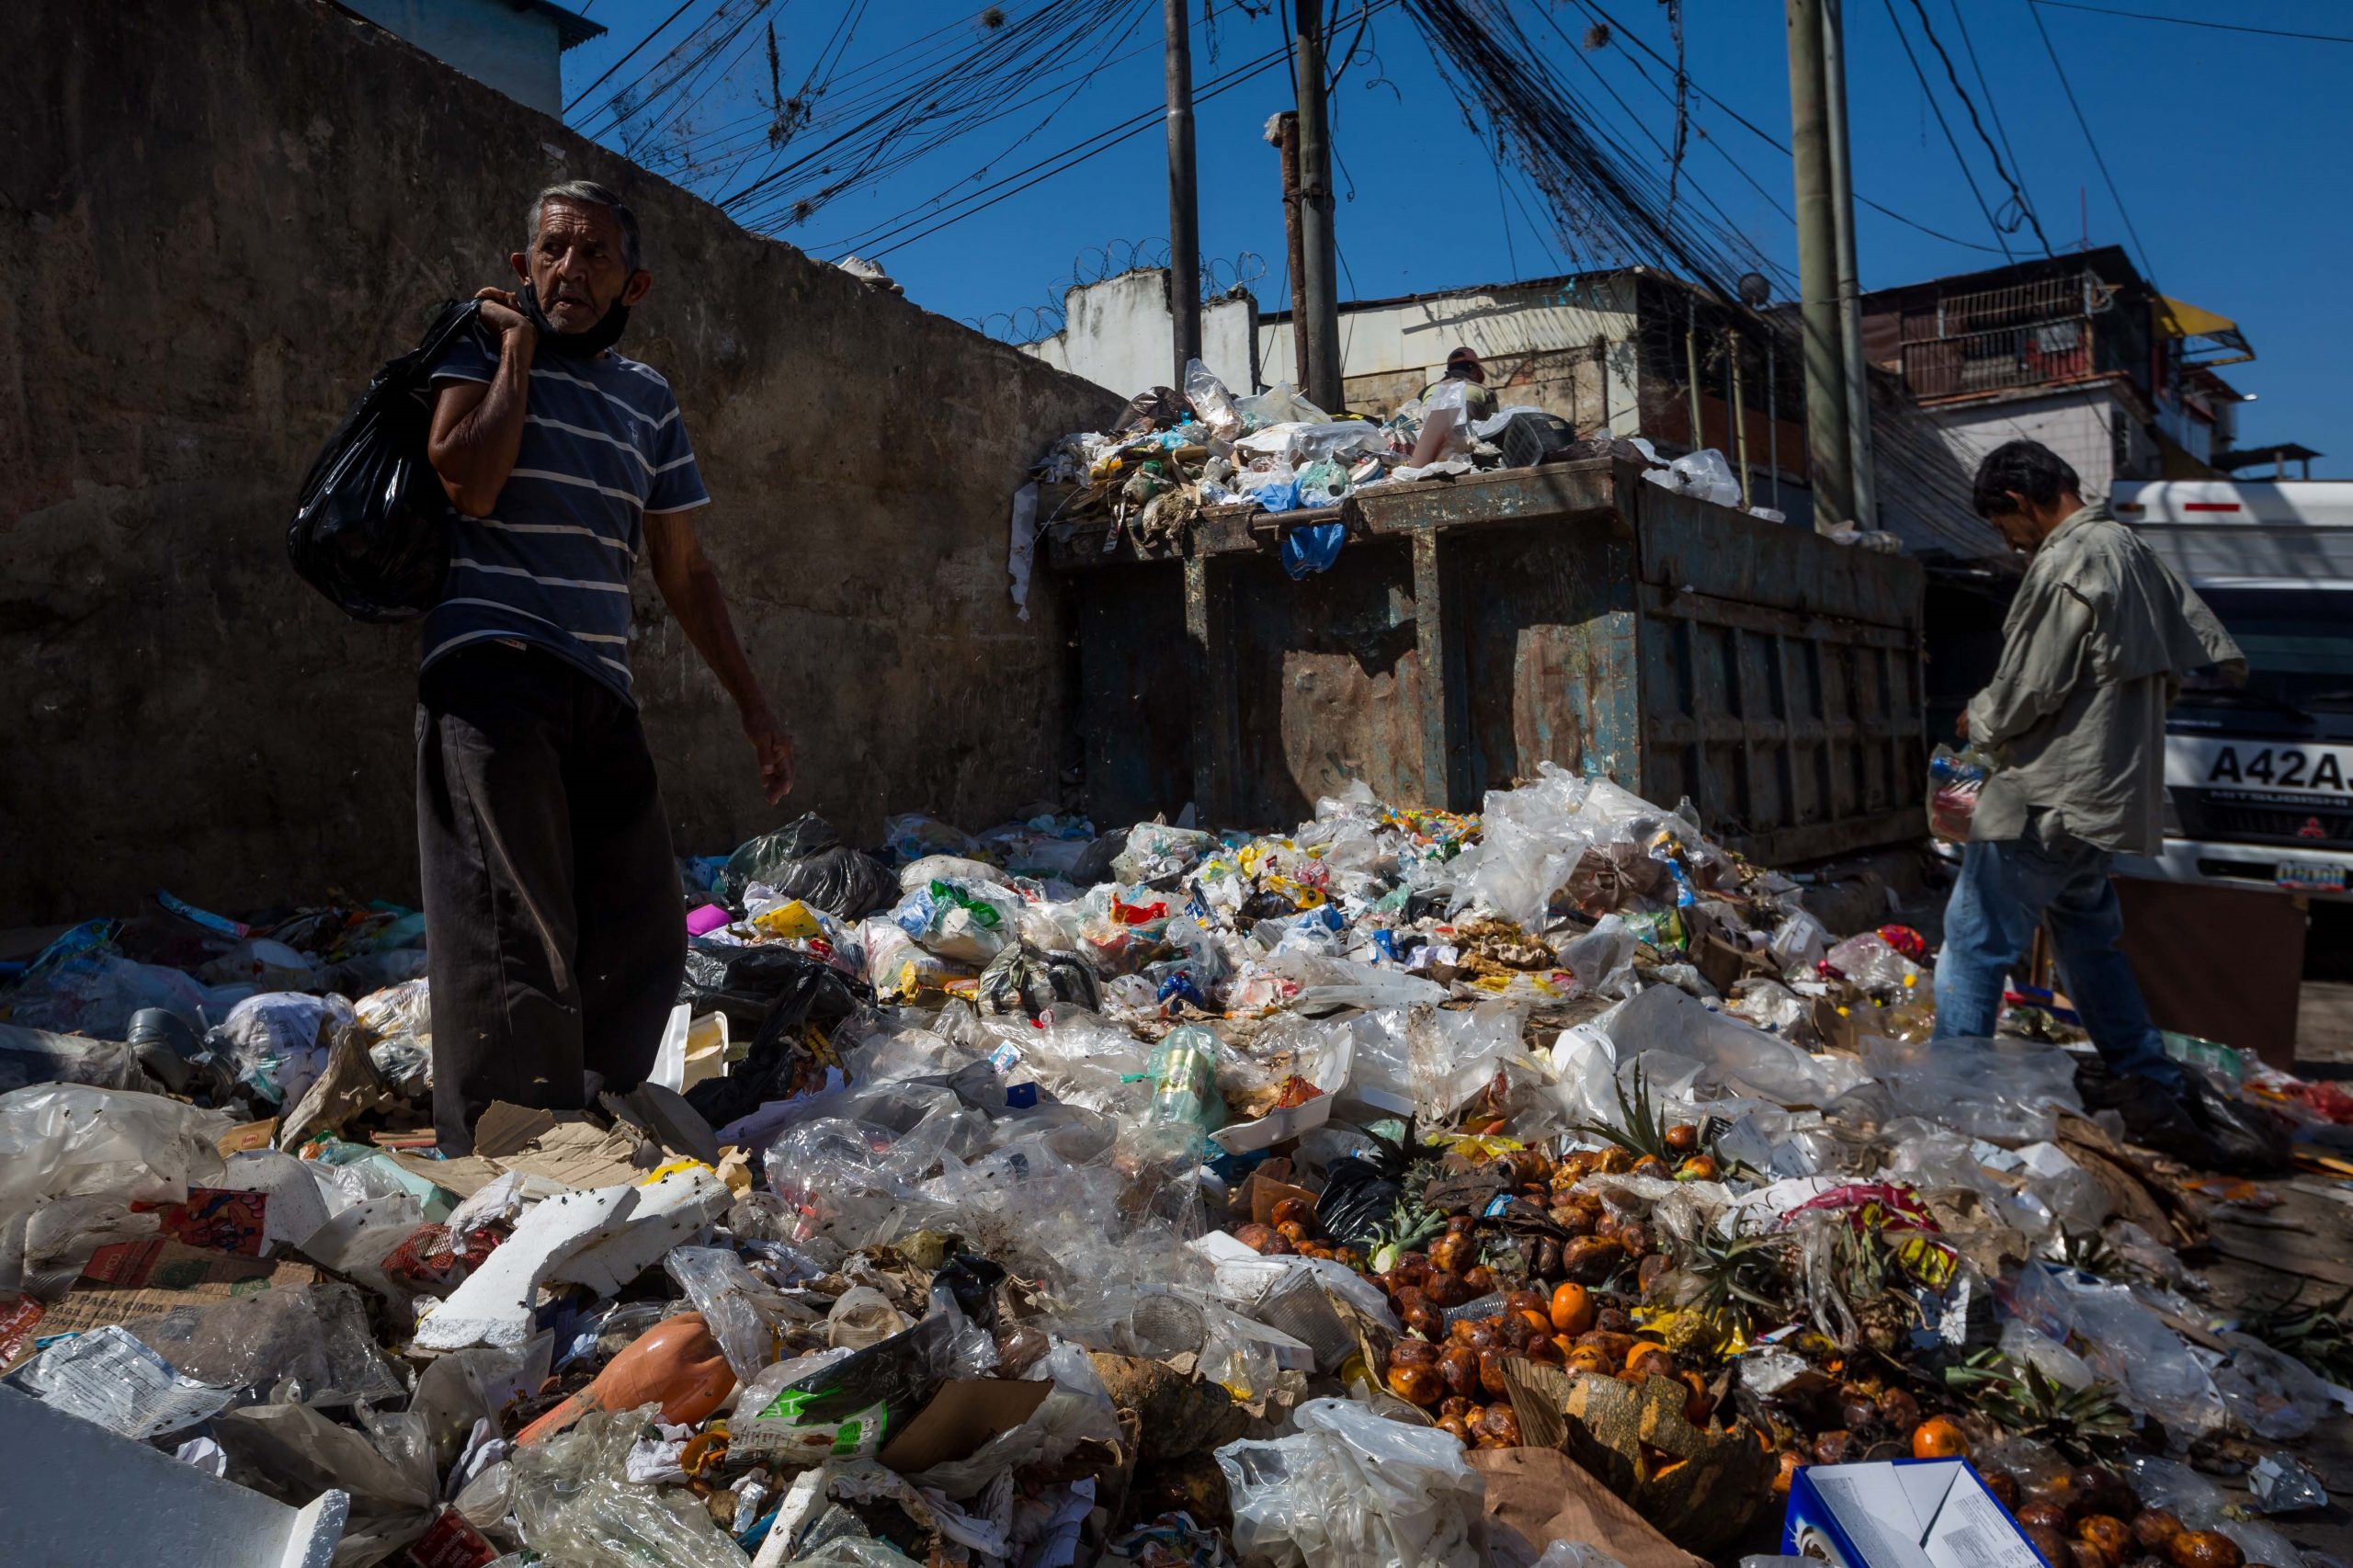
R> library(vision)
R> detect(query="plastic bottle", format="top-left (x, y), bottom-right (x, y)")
top-left (1143, 1024), bottom-right (1227, 1139)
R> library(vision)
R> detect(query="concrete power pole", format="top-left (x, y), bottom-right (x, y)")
top-left (1786, 0), bottom-right (1852, 531)
top-left (1293, 0), bottom-right (1345, 412)
top-left (1821, 0), bottom-right (1877, 529)
top-left (1164, 0), bottom-right (1202, 387)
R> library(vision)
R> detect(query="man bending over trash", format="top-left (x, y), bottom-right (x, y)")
top-left (417, 179), bottom-right (793, 1153)
top-left (1932, 439), bottom-right (2244, 1165)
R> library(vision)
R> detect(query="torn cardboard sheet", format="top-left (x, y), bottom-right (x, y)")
top-left (1469, 1447), bottom-right (1706, 1568)
top-left (389, 1103), bottom-right (657, 1199)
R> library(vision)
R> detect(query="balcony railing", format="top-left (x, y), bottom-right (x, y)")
top-left (1900, 316), bottom-right (2094, 400)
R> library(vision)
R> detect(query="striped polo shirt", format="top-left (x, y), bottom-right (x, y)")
top-left (425, 331), bottom-right (709, 700)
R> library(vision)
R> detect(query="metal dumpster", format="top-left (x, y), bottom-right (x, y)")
top-left (1047, 457), bottom-right (1926, 865)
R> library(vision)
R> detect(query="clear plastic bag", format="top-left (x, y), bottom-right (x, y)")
top-left (0, 1083), bottom-right (233, 1210)
top-left (2010, 1265), bottom-right (2226, 1435)
top-left (2213, 1333), bottom-right (2336, 1441)
top-left (509, 1406), bottom-right (748, 1568)
top-left (1184, 357), bottom-right (1243, 441)
top-left (1861, 1034), bottom-right (2086, 1144)
top-left (127, 1281), bottom-right (404, 1410)
top-left (1641, 447), bottom-right (1742, 508)
top-left (663, 1244), bottom-right (794, 1383)
top-left (1216, 1397), bottom-right (1487, 1567)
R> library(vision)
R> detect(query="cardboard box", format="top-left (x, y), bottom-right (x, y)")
top-left (1786, 1459), bottom-right (2048, 1568)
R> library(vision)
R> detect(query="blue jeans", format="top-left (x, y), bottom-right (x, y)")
top-left (1931, 820), bottom-right (2183, 1092)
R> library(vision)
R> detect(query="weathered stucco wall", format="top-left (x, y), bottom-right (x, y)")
top-left (0, 0), bottom-right (1123, 924)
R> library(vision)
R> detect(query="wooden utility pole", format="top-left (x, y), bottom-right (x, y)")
top-left (1787, 0), bottom-right (1852, 531)
top-left (1293, 0), bottom-right (1344, 411)
top-left (1821, 0), bottom-right (1876, 528)
top-left (1164, 0), bottom-right (1201, 386)
top-left (1268, 111), bottom-right (1311, 392)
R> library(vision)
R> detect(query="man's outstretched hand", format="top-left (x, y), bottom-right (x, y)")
top-left (744, 704), bottom-right (795, 804)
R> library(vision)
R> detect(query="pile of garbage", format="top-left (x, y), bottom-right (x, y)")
top-left (2, 767), bottom-right (2347, 1567)
top-left (1028, 359), bottom-right (1790, 555)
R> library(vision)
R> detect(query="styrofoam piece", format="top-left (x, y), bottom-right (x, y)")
top-left (0, 1383), bottom-right (347, 1568)
top-left (1210, 1034), bottom-right (1352, 1153)
top-left (650, 1004), bottom-right (691, 1092)
top-left (414, 1168), bottom-right (729, 1350)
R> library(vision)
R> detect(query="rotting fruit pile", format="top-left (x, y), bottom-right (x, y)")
top-left (0, 766), bottom-right (2347, 1568)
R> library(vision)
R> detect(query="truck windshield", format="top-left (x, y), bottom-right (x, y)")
top-left (2189, 585), bottom-right (2353, 709)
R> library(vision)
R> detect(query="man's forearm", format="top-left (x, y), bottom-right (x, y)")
top-left (431, 333), bottom-right (534, 515)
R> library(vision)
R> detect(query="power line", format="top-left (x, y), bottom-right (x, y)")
top-left (2030, 0), bottom-right (2353, 46)
top-left (1878, 0), bottom-right (2016, 262)
top-left (839, 20), bottom-right (1319, 261)
top-left (1944, 0), bottom-right (2023, 193)
top-left (1562, 0), bottom-right (2007, 256)
top-left (2027, 0), bottom-right (2160, 285)
top-left (565, 0), bottom-right (707, 113)
top-left (1901, 0), bottom-right (2053, 256)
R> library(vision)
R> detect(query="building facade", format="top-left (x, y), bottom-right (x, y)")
top-left (339, 0), bottom-right (602, 117)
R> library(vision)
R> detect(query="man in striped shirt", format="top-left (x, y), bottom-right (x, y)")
top-left (419, 179), bottom-right (790, 1153)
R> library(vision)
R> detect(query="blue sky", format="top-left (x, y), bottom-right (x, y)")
top-left (559, 0), bottom-right (2350, 462)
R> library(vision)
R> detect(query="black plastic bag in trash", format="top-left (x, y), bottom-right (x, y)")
top-left (2186, 1072), bottom-right (2295, 1174)
top-left (680, 941), bottom-right (871, 1130)
top-left (717, 814), bottom-right (899, 917)
top-left (287, 300), bottom-right (482, 622)
top-left (933, 1254), bottom-right (1006, 1333)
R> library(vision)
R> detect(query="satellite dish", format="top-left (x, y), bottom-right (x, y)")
top-left (1737, 272), bottom-right (1771, 307)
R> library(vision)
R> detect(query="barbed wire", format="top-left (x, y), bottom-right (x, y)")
top-left (965, 238), bottom-right (1269, 345)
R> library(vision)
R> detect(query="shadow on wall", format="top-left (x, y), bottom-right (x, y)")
top-left (0, 0), bottom-right (1123, 925)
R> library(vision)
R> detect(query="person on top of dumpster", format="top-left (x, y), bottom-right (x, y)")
top-left (1421, 346), bottom-right (1498, 423)
top-left (415, 179), bottom-right (793, 1153)
top-left (1407, 347), bottom-right (1499, 466)
top-left (1932, 438), bottom-right (2245, 1165)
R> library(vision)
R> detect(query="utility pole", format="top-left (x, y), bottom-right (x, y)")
top-left (1820, 0), bottom-right (1876, 529)
top-left (1164, 0), bottom-right (1201, 387)
top-left (1268, 111), bottom-right (1311, 392)
top-left (1786, 0), bottom-right (1852, 531)
top-left (1293, 0), bottom-right (1345, 412)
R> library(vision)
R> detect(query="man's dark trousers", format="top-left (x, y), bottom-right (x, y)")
top-left (418, 644), bottom-right (686, 1152)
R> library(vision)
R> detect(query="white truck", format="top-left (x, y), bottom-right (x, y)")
top-left (2112, 478), bottom-right (2353, 901)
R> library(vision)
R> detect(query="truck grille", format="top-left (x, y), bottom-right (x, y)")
top-left (2176, 796), bottom-right (2353, 847)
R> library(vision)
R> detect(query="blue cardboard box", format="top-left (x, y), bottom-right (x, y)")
top-left (1786, 1458), bottom-right (2051, 1568)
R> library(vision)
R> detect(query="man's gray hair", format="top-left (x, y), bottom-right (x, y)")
top-left (528, 180), bottom-right (642, 272)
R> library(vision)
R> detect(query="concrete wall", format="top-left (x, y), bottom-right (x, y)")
top-left (1925, 385), bottom-right (2144, 503)
top-left (0, 0), bottom-right (1123, 925)
top-left (1259, 274), bottom-right (1643, 426)
top-left (1021, 268), bottom-right (1257, 401)
top-left (342, 0), bottom-right (566, 116)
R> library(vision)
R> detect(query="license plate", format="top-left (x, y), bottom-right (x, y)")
top-left (2278, 861), bottom-right (2347, 893)
top-left (2206, 744), bottom-right (2350, 790)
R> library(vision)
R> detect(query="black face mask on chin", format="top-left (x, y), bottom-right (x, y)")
top-left (521, 279), bottom-right (631, 358)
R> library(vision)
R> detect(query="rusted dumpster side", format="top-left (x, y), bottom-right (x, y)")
top-left (1048, 458), bottom-right (1926, 863)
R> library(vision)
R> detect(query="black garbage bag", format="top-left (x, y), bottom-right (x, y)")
top-left (1315, 1157), bottom-right (1400, 1250)
top-left (679, 940), bottom-right (871, 1130)
top-left (2186, 1072), bottom-right (2295, 1174)
top-left (287, 300), bottom-right (482, 622)
top-left (717, 813), bottom-right (900, 918)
